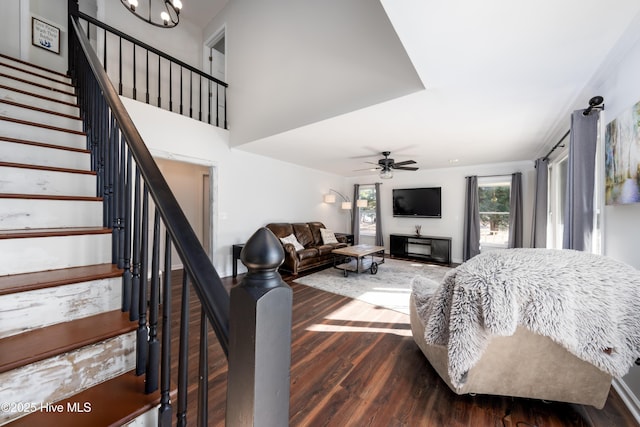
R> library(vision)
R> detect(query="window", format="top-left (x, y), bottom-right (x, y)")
top-left (358, 185), bottom-right (376, 236)
top-left (548, 157), bottom-right (567, 249)
top-left (478, 179), bottom-right (511, 248)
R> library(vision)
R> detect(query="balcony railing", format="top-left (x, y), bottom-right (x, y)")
top-left (75, 10), bottom-right (227, 129)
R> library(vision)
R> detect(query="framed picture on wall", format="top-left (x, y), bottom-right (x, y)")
top-left (32, 17), bottom-right (60, 54)
top-left (604, 99), bottom-right (640, 205)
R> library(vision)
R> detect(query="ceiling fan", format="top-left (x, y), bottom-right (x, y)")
top-left (358, 151), bottom-right (419, 179)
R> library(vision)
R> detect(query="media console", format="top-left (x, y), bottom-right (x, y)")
top-left (389, 234), bottom-right (451, 265)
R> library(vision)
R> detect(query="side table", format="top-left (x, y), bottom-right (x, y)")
top-left (232, 243), bottom-right (245, 277)
top-left (334, 233), bottom-right (354, 245)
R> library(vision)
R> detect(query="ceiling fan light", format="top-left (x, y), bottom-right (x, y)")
top-left (380, 169), bottom-right (393, 179)
top-left (128, 0), bottom-right (138, 10)
top-left (160, 11), bottom-right (170, 24)
top-left (172, 0), bottom-right (182, 11)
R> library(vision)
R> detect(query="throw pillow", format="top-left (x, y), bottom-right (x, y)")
top-left (280, 233), bottom-right (304, 251)
top-left (320, 228), bottom-right (338, 244)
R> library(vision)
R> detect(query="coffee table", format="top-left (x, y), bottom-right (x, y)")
top-left (332, 244), bottom-right (385, 277)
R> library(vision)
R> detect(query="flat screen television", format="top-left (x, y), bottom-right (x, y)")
top-left (392, 187), bottom-right (442, 218)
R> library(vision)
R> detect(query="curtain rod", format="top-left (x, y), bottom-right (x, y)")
top-left (543, 129), bottom-right (571, 161)
top-left (542, 96), bottom-right (604, 161)
top-left (465, 174), bottom-right (512, 179)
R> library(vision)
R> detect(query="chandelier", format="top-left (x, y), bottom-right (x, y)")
top-left (121, 0), bottom-right (183, 28)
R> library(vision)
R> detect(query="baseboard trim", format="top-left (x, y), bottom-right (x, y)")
top-left (613, 378), bottom-right (640, 425)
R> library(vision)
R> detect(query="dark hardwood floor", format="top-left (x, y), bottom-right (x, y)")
top-left (170, 268), bottom-right (639, 426)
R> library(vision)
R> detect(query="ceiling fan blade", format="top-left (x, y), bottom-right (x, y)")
top-left (392, 160), bottom-right (417, 167)
top-left (353, 167), bottom-right (381, 171)
top-left (364, 161), bottom-right (379, 165)
top-left (393, 166), bottom-right (419, 171)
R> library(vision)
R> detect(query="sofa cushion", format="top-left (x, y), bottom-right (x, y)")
top-left (319, 228), bottom-right (338, 244)
top-left (298, 247), bottom-right (319, 261)
top-left (266, 223), bottom-right (294, 239)
top-left (308, 222), bottom-right (327, 246)
top-left (293, 223), bottom-right (315, 248)
top-left (317, 244), bottom-right (336, 256)
top-left (279, 233), bottom-right (304, 251)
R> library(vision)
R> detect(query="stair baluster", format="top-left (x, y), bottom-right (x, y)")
top-left (130, 167), bottom-right (141, 321)
top-left (145, 208), bottom-right (161, 394)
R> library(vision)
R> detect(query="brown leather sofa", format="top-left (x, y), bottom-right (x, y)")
top-left (266, 222), bottom-right (348, 275)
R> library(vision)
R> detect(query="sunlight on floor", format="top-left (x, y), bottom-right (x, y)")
top-left (306, 299), bottom-right (412, 337)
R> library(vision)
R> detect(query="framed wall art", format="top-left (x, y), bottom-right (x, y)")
top-left (32, 17), bottom-right (60, 54)
top-left (605, 99), bottom-right (640, 205)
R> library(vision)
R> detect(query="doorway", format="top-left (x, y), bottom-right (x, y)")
top-left (206, 27), bottom-right (226, 127)
top-left (155, 157), bottom-right (213, 266)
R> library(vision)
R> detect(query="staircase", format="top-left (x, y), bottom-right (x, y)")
top-left (0, 54), bottom-right (160, 426)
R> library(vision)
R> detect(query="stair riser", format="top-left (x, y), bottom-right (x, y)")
top-left (0, 102), bottom-right (82, 132)
top-left (0, 233), bottom-right (112, 276)
top-left (0, 140), bottom-right (89, 170)
top-left (0, 87), bottom-right (79, 116)
top-left (0, 64), bottom-right (74, 94)
top-left (0, 76), bottom-right (76, 104)
top-left (124, 407), bottom-right (159, 427)
top-left (0, 119), bottom-right (86, 150)
top-left (0, 166), bottom-right (96, 197)
top-left (0, 331), bottom-right (135, 425)
top-left (0, 198), bottom-right (103, 229)
top-left (0, 56), bottom-right (71, 85)
top-left (0, 277), bottom-right (121, 339)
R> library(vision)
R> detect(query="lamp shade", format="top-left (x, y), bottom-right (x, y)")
top-left (324, 194), bottom-right (336, 203)
top-left (341, 202), bottom-right (351, 210)
top-left (356, 199), bottom-right (368, 208)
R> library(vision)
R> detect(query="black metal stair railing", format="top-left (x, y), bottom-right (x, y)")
top-left (68, 2), bottom-right (292, 426)
top-left (75, 10), bottom-right (227, 129)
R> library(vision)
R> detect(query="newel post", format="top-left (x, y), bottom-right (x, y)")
top-left (226, 228), bottom-right (292, 426)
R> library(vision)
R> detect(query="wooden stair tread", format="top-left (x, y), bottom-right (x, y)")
top-left (0, 161), bottom-right (95, 175)
top-left (0, 310), bottom-right (136, 374)
top-left (6, 371), bottom-right (168, 427)
top-left (0, 53), bottom-right (71, 79)
top-left (0, 116), bottom-right (85, 136)
top-left (0, 61), bottom-right (74, 89)
top-left (0, 98), bottom-right (81, 120)
top-left (0, 193), bottom-right (102, 201)
top-left (0, 136), bottom-right (89, 153)
top-left (0, 263), bottom-right (122, 296)
top-left (0, 84), bottom-right (79, 108)
top-left (0, 72), bottom-right (75, 97)
top-left (0, 227), bottom-right (111, 239)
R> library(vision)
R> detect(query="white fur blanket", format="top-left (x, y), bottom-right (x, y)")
top-left (412, 248), bottom-right (640, 388)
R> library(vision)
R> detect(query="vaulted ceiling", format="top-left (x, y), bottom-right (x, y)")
top-left (183, 0), bottom-right (640, 177)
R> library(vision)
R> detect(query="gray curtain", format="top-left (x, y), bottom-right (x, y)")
top-left (352, 184), bottom-right (360, 245)
top-left (563, 109), bottom-right (599, 251)
top-left (463, 175), bottom-right (480, 261)
top-left (508, 172), bottom-right (523, 248)
top-left (531, 157), bottom-right (549, 248)
top-left (374, 183), bottom-right (383, 246)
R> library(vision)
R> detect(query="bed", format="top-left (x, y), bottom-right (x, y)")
top-left (409, 248), bottom-right (640, 408)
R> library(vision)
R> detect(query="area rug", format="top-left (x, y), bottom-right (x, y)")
top-left (294, 258), bottom-right (452, 314)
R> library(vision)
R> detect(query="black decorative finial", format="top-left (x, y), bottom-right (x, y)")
top-left (240, 227), bottom-right (284, 279)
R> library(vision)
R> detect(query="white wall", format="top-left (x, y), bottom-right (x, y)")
top-left (121, 96), bottom-right (348, 277)
top-left (347, 160), bottom-right (535, 264)
top-left (0, 1), bottom-right (22, 58)
top-left (203, 0), bottom-right (423, 146)
top-left (0, 0), bottom-right (68, 73)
